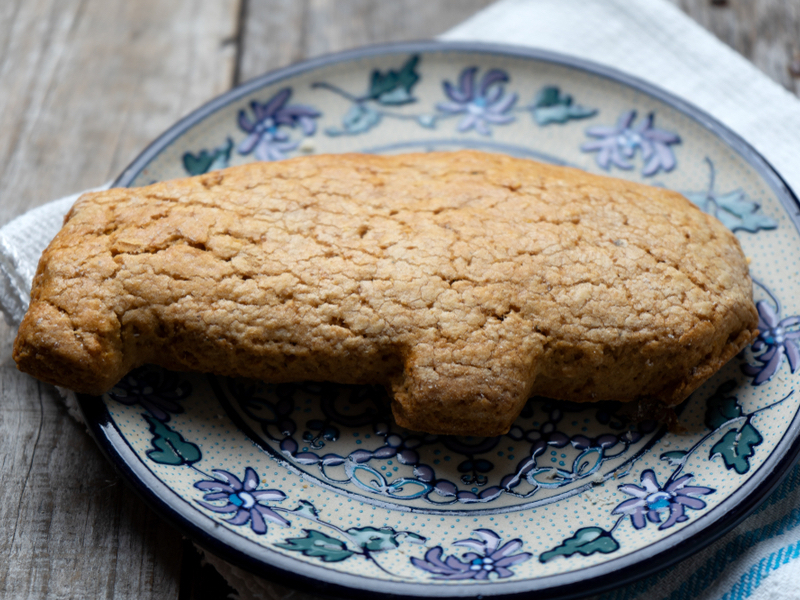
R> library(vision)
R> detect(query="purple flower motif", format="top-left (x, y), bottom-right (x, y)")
top-left (411, 529), bottom-right (531, 580)
top-left (742, 301), bottom-right (800, 385)
top-left (582, 110), bottom-right (680, 176)
top-left (437, 67), bottom-right (518, 136)
top-left (237, 88), bottom-right (320, 161)
top-left (612, 470), bottom-right (713, 531)
top-left (195, 468), bottom-right (289, 535)
top-left (108, 366), bottom-right (190, 422)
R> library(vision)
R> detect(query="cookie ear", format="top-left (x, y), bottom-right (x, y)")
top-left (389, 326), bottom-right (542, 437)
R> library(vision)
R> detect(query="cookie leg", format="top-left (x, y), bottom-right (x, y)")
top-left (389, 333), bottom-right (542, 437)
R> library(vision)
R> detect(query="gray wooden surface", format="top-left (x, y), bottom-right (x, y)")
top-left (0, 1), bottom-right (798, 598)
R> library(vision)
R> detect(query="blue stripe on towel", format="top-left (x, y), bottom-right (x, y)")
top-left (752, 464), bottom-right (800, 517)
top-left (599, 500), bottom-right (800, 600)
top-left (719, 539), bottom-right (800, 600)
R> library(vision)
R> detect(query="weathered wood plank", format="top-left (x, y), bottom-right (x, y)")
top-left (0, 0), bottom-right (241, 598)
top-left (0, 0), bottom-right (240, 224)
top-left (238, 0), bottom-right (800, 97)
top-left (238, 0), bottom-right (496, 83)
top-left (667, 0), bottom-right (800, 96)
top-left (0, 358), bottom-right (183, 599)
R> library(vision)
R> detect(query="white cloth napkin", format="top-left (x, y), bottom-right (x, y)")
top-left (3, 1), bottom-right (800, 598)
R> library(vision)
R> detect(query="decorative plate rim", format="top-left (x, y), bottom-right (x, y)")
top-left (82, 40), bottom-right (800, 600)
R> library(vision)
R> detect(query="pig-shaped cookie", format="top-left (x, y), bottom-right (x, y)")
top-left (13, 151), bottom-right (758, 436)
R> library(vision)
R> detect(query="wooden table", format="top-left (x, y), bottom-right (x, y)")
top-left (1, 1), bottom-right (798, 598)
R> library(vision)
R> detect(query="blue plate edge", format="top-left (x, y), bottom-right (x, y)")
top-left (77, 389), bottom-right (800, 600)
top-left (89, 39), bottom-right (800, 599)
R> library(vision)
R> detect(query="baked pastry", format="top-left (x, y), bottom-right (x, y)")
top-left (13, 151), bottom-right (758, 436)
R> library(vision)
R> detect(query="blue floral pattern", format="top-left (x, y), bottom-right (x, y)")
top-left (411, 529), bottom-right (531, 580)
top-left (237, 88), bottom-right (320, 161)
top-left (540, 381), bottom-right (792, 562)
top-left (223, 379), bottom-right (661, 508)
top-left (743, 300), bottom-right (800, 385)
top-left (313, 58), bottom-right (596, 137)
top-left (436, 67), bottom-right (518, 135)
top-left (612, 470), bottom-right (713, 530)
top-left (195, 468), bottom-right (289, 535)
top-left (582, 110), bottom-right (680, 176)
top-left (108, 366), bottom-right (191, 422)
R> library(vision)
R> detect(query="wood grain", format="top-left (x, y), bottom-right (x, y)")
top-left (0, 363), bottom-right (183, 599)
top-left (0, 0), bottom-right (240, 224)
top-left (0, 1), bottom-right (240, 598)
top-left (237, 0), bottom-right (497, 83)
top-left (666, 0), bottom-right (800, 96)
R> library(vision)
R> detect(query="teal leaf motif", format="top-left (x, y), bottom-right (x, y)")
top-left (684, 158), bottom-right (777, 234)
top-left (540, 527), bottom-right (619, 563)
top-left (417, 114), bottom-right (437, 129)
top-left (531, 86), bottom-right (597, 125)
top-left (660, 450), bottom-right (688, 467)
top-left (710, 421), bottom-right (764, 474)
top-left (276, 530), bottom-right (355, 562)
top-left (704, 381), bottom-right (742, 430)
top-left (143, 414), bottom-right (201, 465)
top-left (182, 138), bottom-right (233, 176)
top-left (326, 104), bottom-right (382, 136)
top-left (346, 526), bottom-right (424, 552)
top-left (685, 190), bottom-right (777, 233)
top-left (400, 531), bottom-right (427, 544)
top-left (291, 499), bottom-right (320, 520)
top-left (714, 191), bottom-right (777, 232)
top-left (348, 527), bottom-right (400, 552)
top-left (368, 55), bottom-right (420, 105)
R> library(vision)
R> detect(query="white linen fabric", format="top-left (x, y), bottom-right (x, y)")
top-left (3, 1), bottom-right (799, 598)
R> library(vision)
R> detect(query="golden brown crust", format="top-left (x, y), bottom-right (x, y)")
top-left (13, 151), bottom-right (759, 435)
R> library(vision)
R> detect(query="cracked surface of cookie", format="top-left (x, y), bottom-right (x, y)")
top-left (13, 151), bottom-right (759, 436)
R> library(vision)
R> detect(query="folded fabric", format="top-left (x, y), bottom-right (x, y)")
top-left (0, 194), bottom-right (87, 326)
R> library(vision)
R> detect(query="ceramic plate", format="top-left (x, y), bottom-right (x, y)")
top-left (79, 42), bottom-right (800, 599)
